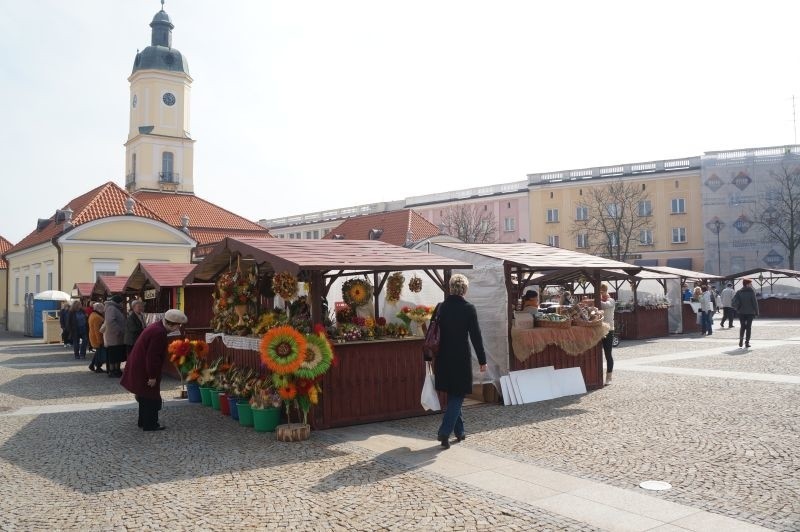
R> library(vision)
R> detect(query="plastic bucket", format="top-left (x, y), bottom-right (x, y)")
top-left (252, 407), bottom-right (280, 432)
top-left (237, 401), bottom-right (254, 427)
top-left (210, 389), bottom-right (221, 410)
top-left (186, 382), bottom-right (202, 403)
top-left (227, 396), bottom-right (240, 420)
top-left (219, 393), bottom-right (230, 416)
top-left (199, 387), bottom-right (213, 406)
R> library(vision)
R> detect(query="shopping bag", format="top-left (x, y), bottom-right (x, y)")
top-left (422, 303), bottom-right (442, 360)
top-left (420, 362), bottom-right (441, 411)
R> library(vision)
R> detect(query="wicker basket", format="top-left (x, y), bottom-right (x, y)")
top-left (535, 319), bottom-right (572, 329)
top-left (572, 318), bottom-right (604, 327)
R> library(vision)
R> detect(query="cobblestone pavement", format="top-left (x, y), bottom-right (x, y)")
top-left (1, 322), bottom-right (798, 531)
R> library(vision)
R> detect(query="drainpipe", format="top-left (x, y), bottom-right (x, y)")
top-left (52, 237), bottom-right (62, 292)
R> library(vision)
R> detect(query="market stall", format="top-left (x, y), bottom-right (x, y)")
top-left (725, 268), bottom-right (800, 318)
top-left (91, 275), bottom-right (131, 301)
top-left (429, 243), bottom-right (640, 391)
top-left (640, 266), bottom-right (723, 334)
top-left (184, 237), bottom-right (472, 429)
top-left (605, 269), bottom-right (679, 340)
top-left (124, 262), bottom-right (196, 314)
top-left (72, 282), bottom-right (94, 304)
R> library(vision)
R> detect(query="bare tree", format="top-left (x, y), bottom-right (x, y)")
top-left (571, 179), bottom-right (654, 261)
top-left (440, 204), bottom-right (497, 243)
top-left (752, 163), bottom-right (800, 269)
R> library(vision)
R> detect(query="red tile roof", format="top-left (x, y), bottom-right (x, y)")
top-left (6, 182), bottom-right (164, 255)
top-left (126, 262), bottom-right (197, 291)
top-left (0, 235), bottom-right (13, 269)
top-left (322, 209), bottom-right (441, 247)
top-left (188, 228), bottom-right (274, 246)
top-left (132, 192), bottom-right (270, 232)
top-left (73, 282), bottom-right (95, 298)
top-left (93, 275), bottom-right (130, 297)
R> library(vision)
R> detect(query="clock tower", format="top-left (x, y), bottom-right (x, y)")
top-left (125, 3), bottom-right (194, 194)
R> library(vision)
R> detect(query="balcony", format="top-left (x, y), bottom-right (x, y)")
top-left (158, 172), bottom-right (181, 184)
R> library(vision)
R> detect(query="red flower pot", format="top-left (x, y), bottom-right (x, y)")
top-left (219, 393), bottom-right (230, 416)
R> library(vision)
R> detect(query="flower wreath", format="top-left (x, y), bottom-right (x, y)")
top-left (342, 278), bottom-right (373, 307)
top-left (272, 271), bottom-right (299, 301)
top-left (259, 325), bottom-right (307, 375)
top-left (295, 333), bottom-right (334, 379)
top-left (386, 272), bottom-right (405, 302)
top-left (408, 275), bottom-right (423, 293)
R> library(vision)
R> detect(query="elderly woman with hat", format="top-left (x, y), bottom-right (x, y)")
top-left (87, 302), bottom-right (106, 373)
top-left (121, 309), bottom-right (188, 431)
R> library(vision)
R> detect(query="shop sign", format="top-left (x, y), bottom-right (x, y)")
top-left (144, 289), bottom-right (157, 300)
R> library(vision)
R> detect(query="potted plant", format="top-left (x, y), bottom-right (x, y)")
top-left (227, 368), bottom-right (256, 421)
top-left (249, 381), bottom-right (282, 433)
top-left (169, 339), bottom-right (210, 403)
top-left (236, 376), bottom-right (261, 428)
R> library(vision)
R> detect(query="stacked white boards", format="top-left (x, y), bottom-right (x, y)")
top-left (499, 366), bottom-right (586, 406)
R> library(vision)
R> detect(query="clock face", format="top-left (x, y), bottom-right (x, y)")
top-left (132, 95), bottom-right (137, 108)
top-left (162, 92), bottom-right (176, 106)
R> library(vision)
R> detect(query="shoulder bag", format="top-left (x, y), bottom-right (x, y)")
top-left (422, 303), bottom-right (442, 361)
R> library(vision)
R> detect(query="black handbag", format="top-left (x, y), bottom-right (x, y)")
top-left (423, 303), bottom-right (442, 361)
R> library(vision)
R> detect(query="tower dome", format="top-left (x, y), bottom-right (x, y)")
top-left (131, 3), bottom-right (190, 76)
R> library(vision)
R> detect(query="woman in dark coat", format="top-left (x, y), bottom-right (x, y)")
top-left (120, 309), bottom-right (187, 431)
top-left (732, 278), bottom-right (759, 348)
top-left (433, 274), bottom-right (487, 449)
top-left (66, 301), bottom-right (88, 359)
top-left (124, 300), bottom-right (146, 355)
top-left (103, 295), bottom-right (127, 378)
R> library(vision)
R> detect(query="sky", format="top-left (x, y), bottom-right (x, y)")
top-left (2, 0), bottom-right (800, 244)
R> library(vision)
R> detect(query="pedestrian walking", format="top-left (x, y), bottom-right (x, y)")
top-left (59, 302), bottom-right (72, 349)
top-left (720, 282), bottom-right (736, 328)
top-left (103, 295), bottom-right (127, 378)
top-left (732, 279), bottom-right (759, 348)
top-left (125, 300), bottom-right (147, 357)
top-left (66, 301), bottom-right (88, 359)
top-left (430, 274), bottom-right (487, 449)
top-left (88, 303), bottom-right (107, 373)
top-left (699, 285), bottom-right (713, 336)
top-left (120, 309), bottom-right (187, 431)
top-left (599, 283), bottom-right (616, 384)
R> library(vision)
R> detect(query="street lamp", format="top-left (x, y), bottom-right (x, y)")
top-left (713, 219), bottom-right (722, 275)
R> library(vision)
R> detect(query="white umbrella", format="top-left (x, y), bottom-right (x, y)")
top-left (34, 290), bottom-right (72, 301)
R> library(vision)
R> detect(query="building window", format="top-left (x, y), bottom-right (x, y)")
top-left (672, 227), bottom-right (687, 243)
top-left (313, 230), bottom-right (320, 239)
top-left (507, 202), bottom-right (511, 209)
top-left (14, 277), bottom-right (19, 305)
top-left (575, 206), bottom-right (588, 221)
top-left (323, 228), bottom-right (331, 236)
top-left (671, 198), bottom-right (686, 214)
top-left (305, 231), bottom-right (313, 239)
top-left (504, 217), bottom-right (516, 232)
top-left (35, 274), bottom-right (40, 294)
top-left (546, 209), bottom-right (559, 223)
top-left (161, 152), bottom-right (175, 182)
top-left (548, 235), bottom-right (560, 247)
top-left (639, 229), bottom-right (654, 246)
top-left (609, 233), bottom-right (619, 248)
top-left (47, 272), bottom-right (53, 290)
top-left (576, 233), bottom-right (589, 248)
top-left (606, 203), bottom-right (620, 217)
top-left (92, 260), bottom-right (120, 282)
top-left (24, 276), bottom-right (29, 296)
top-left (638, 200), bottom-right (652, 217)
top-left (95, 270), bottom-right (116, 281)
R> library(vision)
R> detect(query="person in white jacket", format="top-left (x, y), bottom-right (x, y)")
top-left (699, 285), bottom-right (713, 336)
top-left (720, 282), bottom-right (735, 328)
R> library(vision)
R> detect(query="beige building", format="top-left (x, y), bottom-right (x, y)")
top-left (527, 157), bottom-right (704, 269)
top-left (3, 5), bottom-right (269, 333)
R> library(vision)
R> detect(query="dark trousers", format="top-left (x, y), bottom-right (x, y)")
top-left (72, 331), bottom-right (88, 358)
top-left (136, 396), bottom-right (162, 429)
top-left (437, 394), bottom-right (465, 439)
top-left (721, 307), bottom-right (735, 327)
top-left (602, 331), bottom-right (614, 373)
top-left (739, 314), bottom-right (755, 344)
top-left (90, 346), bottom-right (106, 368)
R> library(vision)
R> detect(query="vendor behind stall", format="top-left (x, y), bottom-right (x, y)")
top-left (522, 290), bottom-right (539, 314)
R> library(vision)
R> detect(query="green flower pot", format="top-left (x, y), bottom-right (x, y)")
top-left (210, 389), bottom-right (221, 410)
top-left (199, 386), bottom-right (213, 407)
top-left (252, 407), bottom-right (280, 433)
top-left (237, 401), bottom-right (254, 427)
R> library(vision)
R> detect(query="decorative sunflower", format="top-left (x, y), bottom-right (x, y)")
top-left (272, 272), bottom-right (299, 301)
top-left (278, 383), bottom-right (298, 401)
top-left (295, 333), bottom-right (334, 379)
top-left (342, 278), bottom-right (373, 308)
top-left (386, 272), bottom-right (404, 302)
top-left (259, 325), bottom-right (307, 375)
top-left (408, 275), bottom-right (423, 293)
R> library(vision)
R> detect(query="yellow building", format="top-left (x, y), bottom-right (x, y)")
top-left (527, 157), bottom-right (704, 269)
top-left (3, 5), bottom-right (269, 333)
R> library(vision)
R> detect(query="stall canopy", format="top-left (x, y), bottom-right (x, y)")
top-left (724, 267), bottom-right (800, 293)
top-left (429, 242), bottom-right (642, 388)
top-left (125, 262), bottom-right (197, 292)
top-left (92, 275), bottom-right (130, 300)
top-left (641, 266), bottom-right (723, 282)
top-left (185, 237), bottom-right (474, 324)
top-left (73, 282), bottom-right (94, 299)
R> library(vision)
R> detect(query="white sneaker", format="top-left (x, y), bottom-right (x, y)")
top-left (605, 373), bottom-right (613, 385)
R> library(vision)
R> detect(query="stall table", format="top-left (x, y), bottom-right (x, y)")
top-left (615, 308), bottom-right (669, 339)
top-left (681, 302), bottom-right (701, 333)
top-left (757, 297), bottom-right (800, 318)
top-left (510, 323), bottom-right (608, 390)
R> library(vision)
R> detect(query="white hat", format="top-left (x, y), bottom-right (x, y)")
top-left (164, 309), bottom-right (188, 324)
top-left (93, 302), bottom-right (105, 312)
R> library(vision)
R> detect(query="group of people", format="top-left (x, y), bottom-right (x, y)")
top-left (59, 297), bottom-right (148, 377)
top-left (684, 279), bottom-right (759, 347)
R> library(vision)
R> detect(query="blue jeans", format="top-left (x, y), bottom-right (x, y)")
top-left (701, 311), bottom-right (712, 335)
top-left (437, 394), bottom-right (465, 439)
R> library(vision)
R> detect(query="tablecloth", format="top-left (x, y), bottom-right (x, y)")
top-left (511, 323), bottom-right (610, 361)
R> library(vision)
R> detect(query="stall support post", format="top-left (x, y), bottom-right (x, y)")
top-left (310, 271), bottom-right (324, 326)
top-left (373, 272), bottom-right (381, 320)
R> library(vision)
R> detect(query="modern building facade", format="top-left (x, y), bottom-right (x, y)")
top-left (527, 157), bottom-right (705, 269)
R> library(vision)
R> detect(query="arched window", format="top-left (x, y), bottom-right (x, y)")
top-left (161, 152), bottom-right (174, 182)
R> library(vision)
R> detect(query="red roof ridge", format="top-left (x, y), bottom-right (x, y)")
top-left (132, 191), bottom-right (267, 231)
top-left (322, 209), bottom-right (440, 246)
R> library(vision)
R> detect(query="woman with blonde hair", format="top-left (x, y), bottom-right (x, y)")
top-left (431, 274), bottom-right (487, 449)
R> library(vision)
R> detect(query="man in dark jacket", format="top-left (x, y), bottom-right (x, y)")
top-left (124, 300), bottom-right (146, 355)
top-left (433, 274), bottom-right (487, 449)
top-left (120, 309), bottom-right (187, 431)
top-left (732, 279), bottom-right (759, 348)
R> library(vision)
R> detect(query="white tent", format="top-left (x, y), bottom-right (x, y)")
top-left (33, 290), bottom-right (72, 301)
